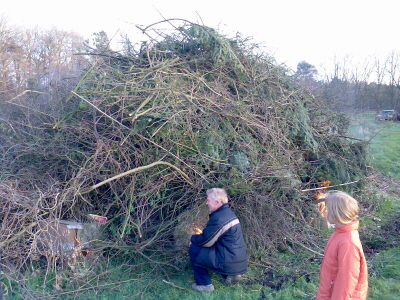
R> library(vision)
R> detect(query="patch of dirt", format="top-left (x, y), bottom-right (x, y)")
top-left (366, 170), bottom-right (400, 195)
top-left (245, 271), bottom-right (310, 290)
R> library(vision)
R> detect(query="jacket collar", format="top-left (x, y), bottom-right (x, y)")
top-left (210, 203), bottom-right (229, 215)
top-left (335, 220), bottom-right (359, 233)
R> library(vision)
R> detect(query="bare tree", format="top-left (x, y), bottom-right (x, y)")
top-left (372, 55), bottom-right (389, 109)
top-left (385, 51), bottom-right (400, 109)
top-left (349, 57), bottom-right (373, 110)
top-left (0, 17), bottom-right (22, 95)
top-left (0, 22), bottom-right (88, 119)
top-left (320, 55), bottom-right (354, 111)
top-left (318, 53), bottom-right (400, 111)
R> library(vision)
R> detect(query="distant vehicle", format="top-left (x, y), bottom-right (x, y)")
top-left (375, 109), bottom-right (399, 121)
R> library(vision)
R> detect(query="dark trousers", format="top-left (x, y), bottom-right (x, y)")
top-left (189, 243), bottom-right (212, 285)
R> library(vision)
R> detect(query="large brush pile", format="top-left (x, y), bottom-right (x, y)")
top-left (0, 20), bottom-right (368, 281)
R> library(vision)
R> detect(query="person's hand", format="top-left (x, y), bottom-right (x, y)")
top-left (188, 241), bottom-right (192, 247)
top-left (193, 227), bottom-right (203, 234)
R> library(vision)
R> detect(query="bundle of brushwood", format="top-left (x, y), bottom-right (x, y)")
top-left (0, 19), bottom-right (368, 278)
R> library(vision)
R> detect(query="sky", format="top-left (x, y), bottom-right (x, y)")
top-left (1, 0), bottom-right (399, 73)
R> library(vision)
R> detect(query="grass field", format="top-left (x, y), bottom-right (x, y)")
top-left (348, 112), bottom-right (400, 180)
top-left (17, 247), bottom-right (399, 300)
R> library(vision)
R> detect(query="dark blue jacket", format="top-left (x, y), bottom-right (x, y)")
top-left (190, 204), bottom-right (247, 275)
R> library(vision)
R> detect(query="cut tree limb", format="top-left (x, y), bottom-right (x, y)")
top-left (81, 161), bottom-right (193, 194)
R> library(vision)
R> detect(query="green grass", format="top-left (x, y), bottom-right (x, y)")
top-left (15, 268), bottom-right (318, 300)
top-left (348, 112), bottom-right (400, 179)
top-left (348, 112), bottom-right (400, 299)
top-left (368, 247), bottom-right (400, 300)
top-left (10, 248), bottom-right (398, 300)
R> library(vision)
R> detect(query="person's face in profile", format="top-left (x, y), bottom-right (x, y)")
top-left (206, 194), bottom-right (221, 212)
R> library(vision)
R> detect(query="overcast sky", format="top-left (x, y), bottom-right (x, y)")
top-left (2, 0), bottom-right (399, 72)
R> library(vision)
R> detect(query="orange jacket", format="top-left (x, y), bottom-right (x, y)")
top-left (316, 220), bottom-right (368, 300)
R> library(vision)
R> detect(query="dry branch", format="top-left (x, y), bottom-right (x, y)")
top-left (162, 280), bottom-right (187, 290)
top-left (81, 160), bottom-right (192, 194)
top-left (301, 180), bottom-right (359, 193)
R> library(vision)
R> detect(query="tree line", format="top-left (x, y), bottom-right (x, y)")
top-left (296, 53), bottom-right (400, 112)
top-left (0, 18), bottom-right (86, 100)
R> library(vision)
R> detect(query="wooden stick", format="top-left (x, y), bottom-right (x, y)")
top-left (300, 180), bottom-right (358, 192)
top-left (71, 91), bottom-right (129, 130)
top-left (162, 280), bottom-right (186, 290)
top-left (81, 160), bottom-right (193, 194)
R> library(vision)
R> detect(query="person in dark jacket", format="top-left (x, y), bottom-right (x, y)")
top-left (189, 188), bottom-right (247, 293)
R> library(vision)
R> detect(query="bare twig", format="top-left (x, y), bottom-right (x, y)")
top-left (71, 91), bottom-right (129, 130)
top-left (301, 181), bottom-right (359, 193)
top-left (162, 280), bottom-right (187, 290)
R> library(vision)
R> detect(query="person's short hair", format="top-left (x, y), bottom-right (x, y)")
top-left (206, 188), bottom-right (228, 204)
top-left (324, 191), bottom-right (359, 224)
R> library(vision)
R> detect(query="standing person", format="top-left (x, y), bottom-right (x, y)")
top-left (316, 191), bottom-right (368, 300)
top-left (189, 188), bottom-right (247, 293)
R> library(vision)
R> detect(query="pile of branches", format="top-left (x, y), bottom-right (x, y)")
top-left (0, 20), bottom-right (368, 282)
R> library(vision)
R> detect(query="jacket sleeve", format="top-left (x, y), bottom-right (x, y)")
top-left (190, 215), bottom-right (239, 248)
top-left (190, 216), bottom-right (220, 247)
top-left (331, 242), bottom-right (361, 300)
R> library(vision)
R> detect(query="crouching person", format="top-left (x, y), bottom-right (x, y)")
top-left (189, 188), bottom-right (247, 293)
